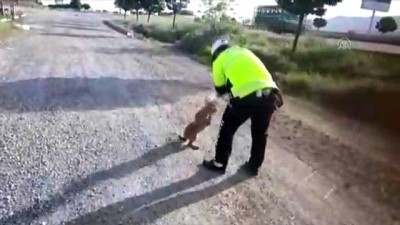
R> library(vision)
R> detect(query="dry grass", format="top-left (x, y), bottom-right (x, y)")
top-left (115, 15), bottom-right (400, 133)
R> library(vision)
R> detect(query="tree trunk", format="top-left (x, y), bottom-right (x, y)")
top-left (136, 9), bottom-right (139, 22)
top-left (292, 13), bottom-right (305, 53)
top-left (147, 11), bottom-right (151, 23)
top-left (172, 11), bottom-right (177, 28)
top-left (0, 1), bottom-right (3, 17)
top-left (10, 0), bottom-right (15, 20)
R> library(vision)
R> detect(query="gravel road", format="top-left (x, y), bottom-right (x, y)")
top-left (0, 8), bottom-right (399, 225)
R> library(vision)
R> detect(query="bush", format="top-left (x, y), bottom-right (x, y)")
top-left (159, 12), bottom-right (173, 16)
top-left (280, 71), bottom-right (400, 132)
top-left (281, 72), bottom-right (315, 96)
top-left (178, 28), bottom-right (212, 55)
top-left (126, 17), bottom-right (400, 133)
top-left (48, 4), bottom-right (72, 9)
top-left (82, 3), bottom-right (90, 10)
top-left (180, 10), bottom-right (194, 15)
top-left (133, 23), bottom-right (205, 43)
top-left (70, 0), bottom-right (82, 10)
top-left (250, 47), bottom-right (298, 74)
top-left (280, 47), bottom-right (370, 78)
top-left (194, 17), bottom-right (202, 23)
top-left (177, 22), bottom-right (243, 56)
top-left (376, 16), bottom-right (398, 33)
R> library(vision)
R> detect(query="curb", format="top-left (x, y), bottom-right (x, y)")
top-left (103, 20), bottom-right (131, 36)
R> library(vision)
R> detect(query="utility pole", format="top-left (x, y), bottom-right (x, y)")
top-left (368, 9), bottom-right (376, 34)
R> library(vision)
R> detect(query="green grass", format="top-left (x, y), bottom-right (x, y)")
top-left (117, 15), bottom-right (400, 82)
top-left (114, 15), bottom-right (400, 133)
top-left (0, 22), bottom-right (13, 37)
top-left (117, 14), bottom-right (196, 28)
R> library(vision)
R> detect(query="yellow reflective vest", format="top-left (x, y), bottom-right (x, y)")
top-left (212, 46), bottom-right (278, 99)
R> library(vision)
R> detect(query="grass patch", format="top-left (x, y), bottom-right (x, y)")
top-left (0, 22), bottom-right (13, 37)
top-left (114, 15), bottom-right (400, 133)
top-left (281, 72), bottom-right (400, 133)
top-left (116, 14), bottom-right (195, 28)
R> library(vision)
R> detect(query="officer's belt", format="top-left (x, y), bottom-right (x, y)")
top-left (255, 88), bottom-right (272, 98)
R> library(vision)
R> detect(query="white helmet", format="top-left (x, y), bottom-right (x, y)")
top-left (211, 38), bottom-right (230, 56)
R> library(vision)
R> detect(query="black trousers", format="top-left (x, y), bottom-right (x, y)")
top-left (214, 90), bottom-right (276, 169)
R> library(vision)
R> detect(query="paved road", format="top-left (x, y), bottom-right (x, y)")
top-left (0, 9), bottom-right (399, 225)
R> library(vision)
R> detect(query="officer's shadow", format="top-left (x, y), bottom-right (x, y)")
top-left (66, 167), bottom-right (252, 225)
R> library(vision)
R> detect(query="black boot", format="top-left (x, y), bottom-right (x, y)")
top-left (202, 159), bottom-right (226, 174)
top-left (240, 162), bottom-right (259, 177)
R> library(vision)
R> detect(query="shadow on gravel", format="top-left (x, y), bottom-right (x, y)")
top-left (39, 32), bottom-right (116, 39)
top-left (51, 25), bottom-right (109, 32)
top-left (0, 77), bottom-right (210, 112)
top-left (0, 141), bottom-right (186, 225)
top-left (65, 169), bottom-right (251, 225)
top-left (45, 21), bottom-right (102, 29)
top-left (95, 47), bottom-right (171, 56)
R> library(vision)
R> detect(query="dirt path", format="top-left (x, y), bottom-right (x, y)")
top-left (0, 8), bottom-right (399, 225)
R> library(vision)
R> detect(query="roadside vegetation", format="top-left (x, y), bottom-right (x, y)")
top-left (0, 20), bottom-right (14, 37)
top-left (112, 0), bottom-right (400, 133)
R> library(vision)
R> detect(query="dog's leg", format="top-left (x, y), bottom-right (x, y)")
top-left (188, 140), bottom-right (200, 150)
top-left (178, 135), bottom-right (187, 141)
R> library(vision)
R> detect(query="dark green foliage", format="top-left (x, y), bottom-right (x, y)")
top-left (115, 0), bottom-right (140, 19)
top-left (376, 17), bottom-right (398, 34)
top-left (141, 0), bottom-right (165, 22)
top-left (48, 4), bottom-right (72, 9)
top-left (70, 0), bottom-right (81, 10)
top-left (276, 0), bottom-right (343, 52)
top-left (313, 17), bottom-right (327, 30)
top-left (165, 0), bottom-right (189, 28)
top-left (82, 3), bottom-right (90, 10)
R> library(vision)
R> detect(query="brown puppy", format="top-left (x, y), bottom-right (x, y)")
top-left (179, 98), bottom-right (218, 150)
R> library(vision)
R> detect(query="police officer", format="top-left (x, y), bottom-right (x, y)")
top-left (202, 38), bottom-right (283, 176)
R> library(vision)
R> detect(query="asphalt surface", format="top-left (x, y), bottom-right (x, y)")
top-left (0, 9), bottom-right (399, 225)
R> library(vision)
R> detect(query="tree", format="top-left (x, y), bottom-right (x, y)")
top-left (313, 17), bottom-right (327, 30)
top-left (0, 1), bottom-right (4, 17)
top-left (201, 0), bottom-right (233, 22)
top-left (115, 0), bottom-right (137, 20)
top-left (276, 0), bottom-right (343, 52)
top-left (141, 0), bottom-right (165, 23)
top-left (131, 0), bottom-right (142, 22)
top-left (165, 0), bottom-right (189, 28)
top-left (82, 3), bottom-right (91, 10)
top-left (376, 16), bottom-right (398, 34)
top-left (10, 0), bottom-right (15, 20)
top-left (70, 0), bottom-right (81, 10)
